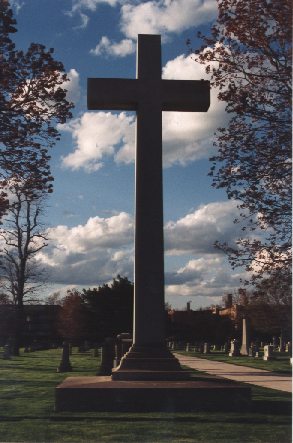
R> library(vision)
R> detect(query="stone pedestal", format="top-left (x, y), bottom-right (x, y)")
top-left (55, 376), bottom-right (251, 412)
top-left (112, 344), bottom-right (188, 381)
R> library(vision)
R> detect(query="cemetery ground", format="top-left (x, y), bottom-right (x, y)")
top-left (0, 348), bottom-right (291, 442)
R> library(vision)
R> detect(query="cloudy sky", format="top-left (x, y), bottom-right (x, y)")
top-left (10, 0), bottom-right (249, 309)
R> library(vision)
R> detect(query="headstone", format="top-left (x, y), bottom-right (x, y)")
top-left (229, 339), bottom-right (240, 357)
top-left (272, 336), bottom-right (278, 351)
top-left (99, 338), bottom-right (115, 375)
top-left (203, 343), bottom-right (210, 354)
top-left (224, 341), bottom-right (230, 354)
top-left (114, 333), bottom-right (132, 367)
top-left (248, 345), bottom-right (256, 357)
top-left (84, 340), bottom-right (90, 351)
top-left (185, 343), bottom-right (190, 352)
top-left (286, 341), bottom-right (292, 357)
top-left (198, 343), bottom-right (204, 354)
top-left (57, 341), bottom-right (72, 372)
top-left (240, 317), bottom-right (250, 356)
top-left (78, 343), bottom-right (85, 354)
top-left (93, 348), bottom-right (99, 358)
top-left (279, 336), bottom-right (285, 352)
top-left (263, 345), bottom-right (274, 361)
top-left (2, 344), bottom-right (11, 360)
top-left (88, 34), bottom-right (209, 381)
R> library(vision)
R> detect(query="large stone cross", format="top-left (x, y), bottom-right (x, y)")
top-left (88, 34), bottom-right (210, 380)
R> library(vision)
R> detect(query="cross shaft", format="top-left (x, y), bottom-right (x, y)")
top-left (87, 34), bottom-right (210, 379)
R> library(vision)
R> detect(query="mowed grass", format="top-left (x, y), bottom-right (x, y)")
top-left (177, 349), bottom-right (292, 374)
top-left (0, 348), bottom-right (291, 442)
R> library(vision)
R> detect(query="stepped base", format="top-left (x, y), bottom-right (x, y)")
top-left (55, 375), bottom-right (251, 412)
top-left (111, 369), bottom-right (190, 380)
top-left (112, 344), bottom-right (184, 380)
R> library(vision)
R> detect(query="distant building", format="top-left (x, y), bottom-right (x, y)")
top-left (218, 302), bottom-right (292, 340)
top-left (167, 307), bottom-right (234, 343)
top-left (0, 305), bottom-right (61, 346)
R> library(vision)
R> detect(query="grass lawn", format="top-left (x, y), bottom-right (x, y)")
top-left (177, 350), bottom-right (292, 374)
top-left (0, 348), bottom-right (291, 442)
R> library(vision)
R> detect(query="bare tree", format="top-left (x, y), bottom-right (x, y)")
top-left (0, 180), bottom-right (48, 353)
top-left (0, 1), bottom-right (73, 353)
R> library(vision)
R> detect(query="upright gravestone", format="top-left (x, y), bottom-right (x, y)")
top-left (88, 34), bottom-right (209, 381)
top-left (229, 339), bottom-right (240, 357)
top-left (114, 333), bottom-right (132, 367)
top-left (198, 343), bottom-right (204, 354)
top-left (57, 342), bottom-right (72, 373)
top-left (224, 341), bottom-right (230, 354)
top-left (272, 336), bottom-right (278, 351)
top-left (279, 335), bottom-right (285, 352)
top-left (3, 344), bottom-right (11, 360)
top-left (248, 345), bottom-right (256, 357)
top-left (99, 338), bottom-right (116, 375)
top-left (203, 343), bottom-right (210, 354)
top-left (240, 317), bottom-right (250, 356)
top-left (263, 345), bottom-right (274, 361)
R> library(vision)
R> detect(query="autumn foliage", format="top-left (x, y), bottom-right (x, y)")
top-left (191, 0), bottom-right (292, 288)
top-left (0, 1), bottom-right (73, 352)
top-left (0, 0), bottom-right (73, 215)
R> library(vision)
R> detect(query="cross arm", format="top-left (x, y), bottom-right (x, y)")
top-left (87, 78), bottom-right (138, 111)
top-left (161, 79), bottom-right (210, 112)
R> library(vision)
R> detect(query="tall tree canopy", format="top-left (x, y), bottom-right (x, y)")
top-left (191, 0), bottom-right (292, 288)
top-left (0, 0), bottom-right (73, 215)
top-left (0, 0), bottom-right (73, 352)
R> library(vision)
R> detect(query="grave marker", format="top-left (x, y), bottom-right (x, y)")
top-left (263, 345), bottom-right (274, 361)
top-left (240, 317), bottom-right (250, 356)
top-left (88, 34), bottom-right (209, 380)
top-left (55, 34), bottom-right (251, 411)
top-left (229, 339), bottom-right (240, 357)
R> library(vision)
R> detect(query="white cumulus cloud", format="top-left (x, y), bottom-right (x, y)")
top-left (60, 54), bottom-right (227, 171)
top-left (162, 54), bottom-right (227, 167)
top-left (90, 36), bottom-right (135, 57)
top-left (67, 0), bottom-right (118, 28)
top-left (165, 256), bottom-right (246, 298)
top-left (38, 212), bottom-right (134, 285)
top-left (165, 200), bottom-right (242, 255)
top-left (39, 200), bottom-right (250, 294)
top-left (120, 0), bottom-right (217, 40)
top-left (60, 112), bottom-right (135, 172)
top-left (64, 68), bottom-right (81, 104)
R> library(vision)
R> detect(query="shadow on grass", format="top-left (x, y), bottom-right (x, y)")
top-left (0, 409), bottom-right (290, 424)
top-left (252, 400), bottom-right (291, 415)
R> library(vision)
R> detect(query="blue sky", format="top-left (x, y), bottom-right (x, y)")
top-left (10, 0), bottom-right (249, 309)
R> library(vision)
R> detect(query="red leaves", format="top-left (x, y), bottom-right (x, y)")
top-left (190, 0), bottom-right (292, 287)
